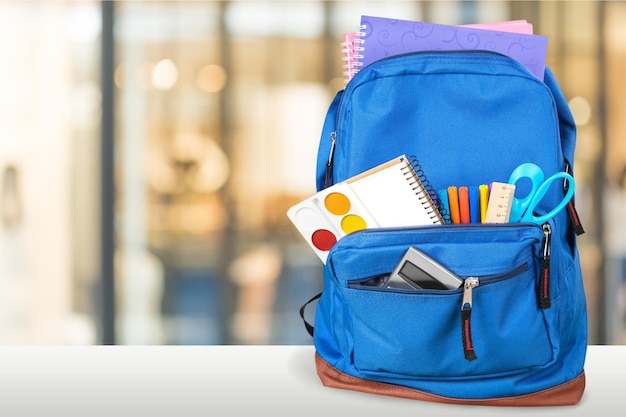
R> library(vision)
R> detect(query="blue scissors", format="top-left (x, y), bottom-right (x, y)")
top-left (508, 163), bottom-right (575, 224)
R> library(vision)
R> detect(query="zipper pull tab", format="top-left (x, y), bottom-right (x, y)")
top-left (461, 277), bottom-right (479, 361)
top-left (324, 131), bottom-right (337, 189)
top-left (564, 160), bottom-right (585, 235)
top-left (540, 223), bottom-right (552, 309)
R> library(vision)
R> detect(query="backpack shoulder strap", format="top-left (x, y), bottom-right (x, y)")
top-left (544, 67), bottom-right (577, 164)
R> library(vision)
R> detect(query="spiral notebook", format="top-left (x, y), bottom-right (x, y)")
top-left (345, 155), bottom-right (444, 226)
top-left (287, 155), bottom-right (442, 263)
top-left (341, 32), bottom-right (363, 82)
top-left (342, 17), bottom-right (546, 82)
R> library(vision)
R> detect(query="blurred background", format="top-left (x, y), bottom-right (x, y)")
top-left (0, 0), bottom-right (624, 345)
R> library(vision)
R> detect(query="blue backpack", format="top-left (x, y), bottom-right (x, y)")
top-left (302, 51), bottom-right (587, 406)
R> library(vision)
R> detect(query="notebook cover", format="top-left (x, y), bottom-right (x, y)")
top-left (359, 15), bottom-right (547, 79)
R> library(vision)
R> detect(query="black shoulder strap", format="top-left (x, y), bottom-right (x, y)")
top-left (299, 292), bottom-right (322, 337)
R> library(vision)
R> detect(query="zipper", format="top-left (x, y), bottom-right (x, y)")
top-left (348, 49), bottom-right (519, 86)
top-left (348, 263), bottom-right (528, 361)
top-left (348, 262), bottom-right (528, 292)
top-left (461, 277), bottom-right (479, 361)
top-left (540, 223), bottom-right (552, 309)
top-left (333, 222), bottom-right (544, 251)
top-left (458, 264), bottom-right (530, 361)
top-left (564, 159), bottom-right (585, 235)
top-left (354, 221), bottom-right (542, 235)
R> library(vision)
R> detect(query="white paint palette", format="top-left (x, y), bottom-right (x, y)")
top-left (287, 182), bottom-right (377, 263)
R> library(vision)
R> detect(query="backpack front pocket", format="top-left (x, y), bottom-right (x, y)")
top-left (324, 224), bottom-right (553, 379)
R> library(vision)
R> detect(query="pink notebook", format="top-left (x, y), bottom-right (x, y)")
top-left (464, 20), bottom-right (533, 34)
top-left (353, 16), bottom-right (547, 80)
top-left (341, 32), bottom-right (362, 83)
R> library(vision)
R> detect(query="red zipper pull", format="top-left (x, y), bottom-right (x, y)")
top-left (461, 277), bottom-right (479, 361)
top-left (540, 223), bottom-right (552, 309)
top-left (564, 161), bottom-right (584, 235)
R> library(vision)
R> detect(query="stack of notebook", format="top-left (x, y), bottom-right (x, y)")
top-left (342, 16), bottom-right (547, 82)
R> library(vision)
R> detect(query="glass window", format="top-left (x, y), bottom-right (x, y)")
top-left (114, 1), bottom-right (332, 344)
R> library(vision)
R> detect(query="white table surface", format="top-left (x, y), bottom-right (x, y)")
top-left (0, 345), bottom-right (623, 417)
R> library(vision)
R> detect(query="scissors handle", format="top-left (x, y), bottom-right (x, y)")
top-left (519, 172), bottom-right (575, 224)
top-left (508, 163), bottom-right (544, 223)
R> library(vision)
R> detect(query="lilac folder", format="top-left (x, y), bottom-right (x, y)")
top-left (359, 15), bottom-right (547, 80)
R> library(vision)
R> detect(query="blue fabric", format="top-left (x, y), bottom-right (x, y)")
top-left (312, 51), bottom-right (587, 401)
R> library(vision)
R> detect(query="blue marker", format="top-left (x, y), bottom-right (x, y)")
top-left (437, 188), bottom-right (451, 224)
top-left (469, 186), bottom-right (480, 223)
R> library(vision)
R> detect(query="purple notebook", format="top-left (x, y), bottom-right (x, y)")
top-left (359, 15), bottom-right (547, 80)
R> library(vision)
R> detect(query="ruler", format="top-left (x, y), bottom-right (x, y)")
top-left (484, 182), bottom-right (516, 223)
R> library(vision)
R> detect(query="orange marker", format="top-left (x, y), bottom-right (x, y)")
top-left (459, 186), bottom-right (470, 224)
top-left (447, 186), bottom-right (461, 224)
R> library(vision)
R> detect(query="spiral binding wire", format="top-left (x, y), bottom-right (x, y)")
top-left (341, 26), bottom-right (366, 83)
top-left (402, 155), bottom-right (448, 224)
